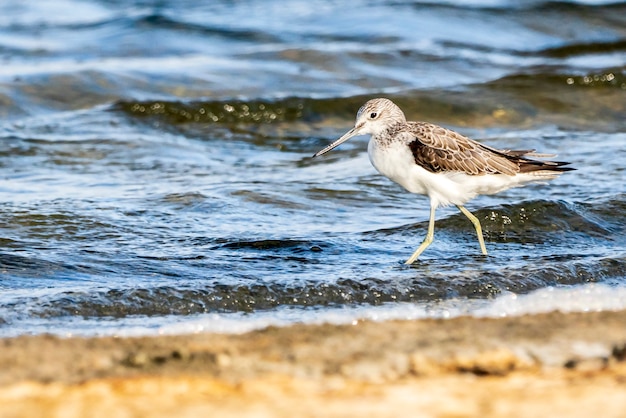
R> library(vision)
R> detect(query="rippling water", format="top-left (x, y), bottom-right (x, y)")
top-left (0, 0), bottom-right (625, 336)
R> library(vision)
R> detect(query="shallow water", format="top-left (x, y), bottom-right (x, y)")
top-left (0, 0), bottom-right (625, 337)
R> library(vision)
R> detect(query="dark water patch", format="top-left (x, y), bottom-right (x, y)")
top-left (20, 255), bottom-right (625, 320)
top-left (210, 237), bottom-right (332, 265)
top-left (215, 238), bottom-right (327, 254)
top-left (0, 252), bottom-right (93, 280)
top-left (136, 13), bottom-right (283, 44)
top-left (440, 38), bottom-right (626, 60)
top-left (539, 40), bottom-right (626, 58)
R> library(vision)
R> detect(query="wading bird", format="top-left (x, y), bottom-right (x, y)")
top-left (313, 98), bottom-right (574, 264)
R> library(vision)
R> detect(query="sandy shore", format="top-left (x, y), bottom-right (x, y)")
top-left (2, 310), bottom-right (626, 417)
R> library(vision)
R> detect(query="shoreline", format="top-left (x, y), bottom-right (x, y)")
top-left (2, 310), bottom-right (626, 417)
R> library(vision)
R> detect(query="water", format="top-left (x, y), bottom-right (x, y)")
top-left (0, 0), bottom-right (625, 337)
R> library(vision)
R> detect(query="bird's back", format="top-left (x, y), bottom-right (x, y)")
top-left (395, 121), bottom-right (574, 177)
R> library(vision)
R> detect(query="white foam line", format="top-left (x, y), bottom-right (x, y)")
top-left (150, 283), bottom-right (626, 336)
top-left (2, 282), bottom-right (625, 338)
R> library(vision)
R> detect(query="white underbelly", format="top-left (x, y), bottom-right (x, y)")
top-left (367, 138), bottom-right (544, 208)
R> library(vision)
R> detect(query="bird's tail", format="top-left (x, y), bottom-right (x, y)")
top-left (498, 149), bottom-right (575, 174)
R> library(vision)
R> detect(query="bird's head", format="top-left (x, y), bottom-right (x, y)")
top-left (313, 98), bottom-right (406, 157)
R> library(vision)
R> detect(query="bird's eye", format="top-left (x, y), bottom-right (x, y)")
top-left (369, 112), bottom-right (377, 119)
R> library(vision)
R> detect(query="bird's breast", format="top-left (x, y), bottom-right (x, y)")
top-left (367, 137), bottom-right (429, 195)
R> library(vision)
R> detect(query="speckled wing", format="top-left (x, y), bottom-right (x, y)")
top-left (404, 122), bottom-right (520, 176)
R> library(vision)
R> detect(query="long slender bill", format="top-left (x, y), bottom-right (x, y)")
top-left (312, 127), bottom-right (361, 157)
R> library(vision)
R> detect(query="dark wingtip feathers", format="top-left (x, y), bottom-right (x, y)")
top-left (517, 159), bottom-right (575, 174)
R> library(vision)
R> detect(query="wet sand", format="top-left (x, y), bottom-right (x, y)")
top-left (2, 310), bottom-right (626, 417)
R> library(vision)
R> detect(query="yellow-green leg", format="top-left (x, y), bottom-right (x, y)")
top-left (405, 206), bottom-right (436, 264)
top-left (457, 205), bottom-right (488, 255)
